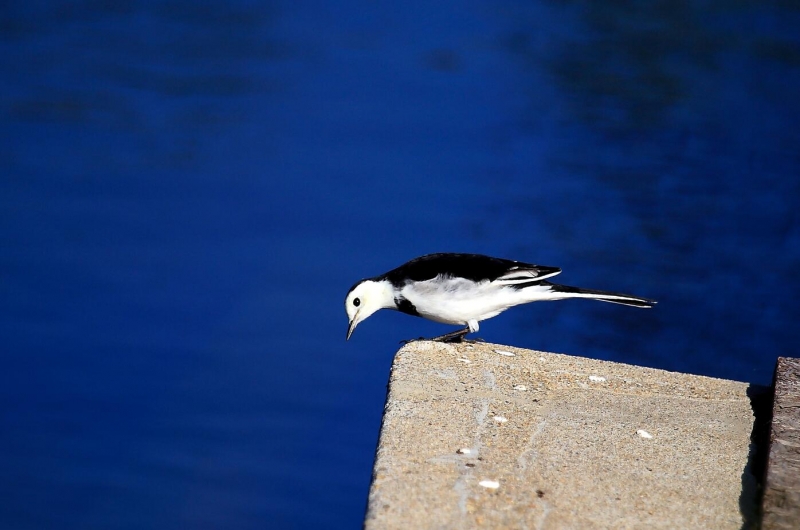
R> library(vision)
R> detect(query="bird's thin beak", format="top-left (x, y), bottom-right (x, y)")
top-left (346, 316), bottom-right (358, 341)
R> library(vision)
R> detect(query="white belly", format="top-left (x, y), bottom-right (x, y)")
top-left (399, 277), bottom-right (549, 325)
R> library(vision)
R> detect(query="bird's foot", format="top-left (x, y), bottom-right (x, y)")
top-left (436, 335), bottom-right (467, 344)
top-left (400, 336), bottom-right (465, 345)
top-left (429, 326), bottom-right (471, 343)
top-left (399, 326), bottom-right (473, 344)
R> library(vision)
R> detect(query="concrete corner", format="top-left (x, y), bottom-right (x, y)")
top-left (762, 357), bottom-right (800, 530)
top-left (365, 342), bottom-right (758, 529)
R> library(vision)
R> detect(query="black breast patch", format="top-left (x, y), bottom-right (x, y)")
top-left (394, 297), bottom-right (419, 317)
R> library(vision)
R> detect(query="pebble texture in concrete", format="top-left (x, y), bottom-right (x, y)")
top-left (365, 341), bottom-right (759, 530)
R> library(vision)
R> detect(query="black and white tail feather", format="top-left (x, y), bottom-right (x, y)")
top-left (345, 253), bottom-right (655, 342)
top-left (539, 283), bottom-right (654, 308)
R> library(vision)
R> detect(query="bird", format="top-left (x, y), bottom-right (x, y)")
top-left (345, 253), bottom-right (655, 342)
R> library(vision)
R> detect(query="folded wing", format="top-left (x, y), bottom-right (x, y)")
top-left (493, 264), bottom-right (562, 285)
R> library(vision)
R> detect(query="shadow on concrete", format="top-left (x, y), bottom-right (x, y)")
top-left (741, 383), bottom-right (773, 529)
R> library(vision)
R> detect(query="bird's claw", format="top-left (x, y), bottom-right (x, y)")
top-left (400, 336), bottom-right (482, 344)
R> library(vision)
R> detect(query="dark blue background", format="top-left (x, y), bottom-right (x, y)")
top-left (2, 1), bottom-right (799, 528)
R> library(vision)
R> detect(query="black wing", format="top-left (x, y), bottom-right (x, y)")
top-left (380, 253), bottom-right (561, 287)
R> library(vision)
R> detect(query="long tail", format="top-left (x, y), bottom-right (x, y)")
top-left (527, 281), bottom-right (656, 308)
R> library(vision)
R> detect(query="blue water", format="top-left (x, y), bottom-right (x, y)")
top-left (2, 1), bottom-right (798, 528)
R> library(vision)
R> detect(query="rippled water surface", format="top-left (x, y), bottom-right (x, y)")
top-left (2, 1), bottom-right (799, 528)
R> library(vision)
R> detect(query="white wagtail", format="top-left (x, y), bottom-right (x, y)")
top-left (345, 253), bottom-right (655, 342)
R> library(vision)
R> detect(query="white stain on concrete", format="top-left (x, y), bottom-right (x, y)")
top-left (483, 370), bottom-right (496, 390)
top-left (517, 417), bottom-right (549, 471)
top-left (479, 480), bottom-right (500, 489)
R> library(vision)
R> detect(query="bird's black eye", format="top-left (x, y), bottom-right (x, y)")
top-left (353, 298), bottom-right (361, 307)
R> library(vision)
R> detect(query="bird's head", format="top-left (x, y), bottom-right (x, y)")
top-left (345, 279), bottom-right (392, 340)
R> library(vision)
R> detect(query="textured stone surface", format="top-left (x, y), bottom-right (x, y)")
top-left (762, 357), bottom-right (800, 530)
top-left (365, 341), bottom-right (759, 530)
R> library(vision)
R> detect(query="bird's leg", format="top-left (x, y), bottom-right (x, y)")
top-left (400, 327), bottom-right (470, 344)
top-left (400, 321), bottom-right (484, 344)
top-left (429, 326), bottom-right (471, 343)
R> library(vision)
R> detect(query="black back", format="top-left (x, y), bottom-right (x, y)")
top-left (378, 253), bottom-right (560, 287)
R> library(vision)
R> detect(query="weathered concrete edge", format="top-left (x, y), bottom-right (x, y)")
top-left (761, 357), bottom-right (800, 530)
top-left (364, 342), bottom-right (760, 529)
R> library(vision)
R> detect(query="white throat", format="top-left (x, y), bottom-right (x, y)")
top-left (371, 279), bottom-right (396, 310)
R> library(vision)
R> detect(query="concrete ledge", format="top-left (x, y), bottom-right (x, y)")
top-left (365, 342), bottom-right (759, 529)
top-left (762, 357), bottom-right (800, 530)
